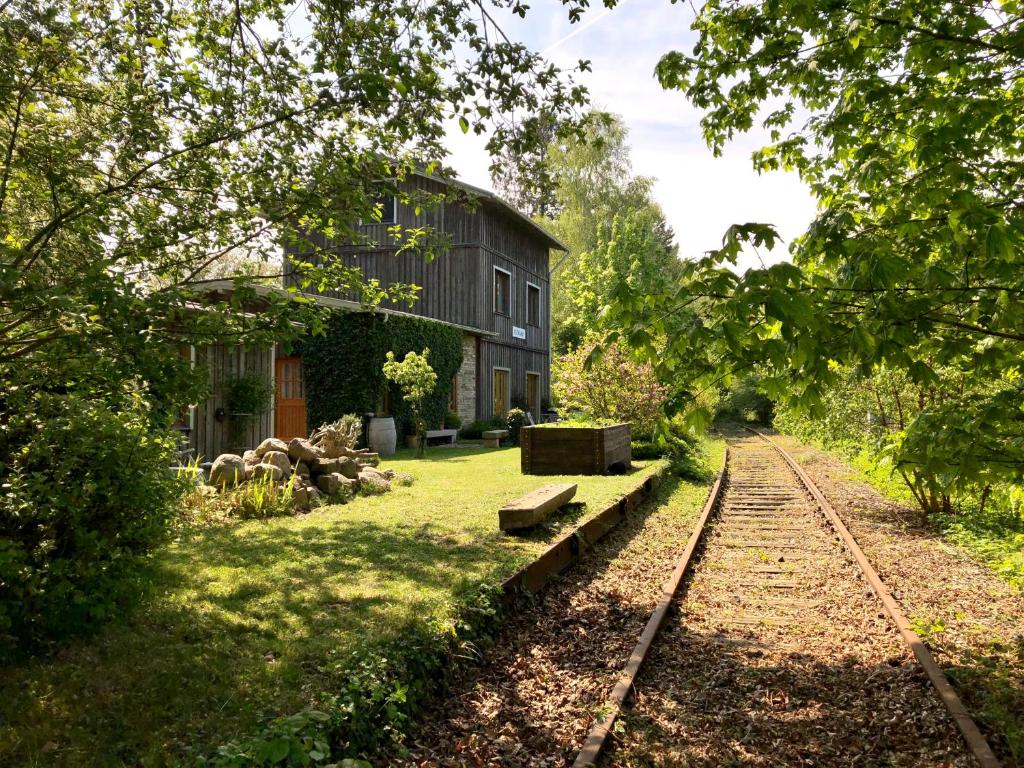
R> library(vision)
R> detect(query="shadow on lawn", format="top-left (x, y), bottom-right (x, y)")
top-left (0, 516), bottom-right (521, 767)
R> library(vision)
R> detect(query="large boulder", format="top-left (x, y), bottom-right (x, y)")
top-left (249, 463), bottom-right (284, 483)
top-left (261, 450), bottom-right (292, 479)
top-left (358, 466), bottom-right (391, 493)
top-left (209, 454), bottom-right (246, 488)
top-left (255, 437), bottom-right (289, 458)
top-left (292, 484), bottom-right (321, 510)
top-left (313, 456), bottom-right (359, 479)
top-left (288, 437), bottom-right (321, 464)
top-left (293, 461), bottom-right (312, 479)
top-left (316, 472), bottom-right (355, 498)
top-left (242, 449), bottom-right (259, 467)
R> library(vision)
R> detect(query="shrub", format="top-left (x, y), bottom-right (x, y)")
top-left (444, 410), bottom-right (462, 430)
top-left (551, 338), bottom-right (669, 438)
top-left (300, 312), bottom-right (462, 440)
top-left (382, 349), bottom-right (437, 458)
top-left (715, 374), bottom-right (774, 425)
top-left (0, 387), bottom-right (181, 651)
top-left (459, 417), bottom-right (504, 439)
top-left (506, 408), bottom-right (529, 445)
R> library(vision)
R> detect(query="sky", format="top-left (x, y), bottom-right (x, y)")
top-left (441, 0), bottom-right (818, 270)
top-left (279, 0), bottom-right (819, 270)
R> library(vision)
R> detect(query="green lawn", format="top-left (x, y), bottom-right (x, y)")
top-left (1, 446), bottom-right (666, 767)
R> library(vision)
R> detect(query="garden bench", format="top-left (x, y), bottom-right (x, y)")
top-left (482, 428), bottom-right (509, 448)
top-left (424, 428), bottom-right (458, 445)
top-left (499, 482), bottom-right (578, 531)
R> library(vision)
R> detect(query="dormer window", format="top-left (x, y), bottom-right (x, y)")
top-left (493, 267), bottom-right (511, 316)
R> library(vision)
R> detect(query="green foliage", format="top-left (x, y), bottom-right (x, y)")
top-left (0, 0), bottom-right (588, 647)
top-left (505, 408), bottom-right (529, 445)
top-left (444, 411), bottom-right (462, 430)
top-left (715, 375), bottom-right (774, 425)
top-left (459, 417), bottom-right (505, 439)
top-left (497, 111), bottom-right (681, 354)
top-left (227, 374), bottom-right (275, 417)
top-left (552, 338), bottom-right (669, 439)
top-left (0, 387), bottom-right (181, 652)
top-left (300, 312), bottom-right (462, 442)
top-left (594, 0), bottom-right (1024, 506)
top-left (207, 582), bottom-right (506, 765)
top-left (383, 348), bottom-right (438, 457)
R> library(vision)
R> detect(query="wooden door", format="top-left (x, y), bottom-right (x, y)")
top-left (275, 356), bottom-right (307, 440)
top-left (492, 368), bottom-right (509, 417)
top-left (526, 372), bottom-right (540, 421)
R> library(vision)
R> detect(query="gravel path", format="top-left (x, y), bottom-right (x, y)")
top-left (604, 434), bottom-right (970, 767)
top-left (392, 475), bottom-right (715, 766)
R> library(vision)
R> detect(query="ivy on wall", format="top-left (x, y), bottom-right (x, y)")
top-left (300, 312), bottom-right (463, 437)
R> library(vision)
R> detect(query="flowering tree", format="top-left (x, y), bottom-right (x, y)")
top-left (382, 348), bottom-right (437, 457)
top-left (552, 339), bottom-right (669, 438)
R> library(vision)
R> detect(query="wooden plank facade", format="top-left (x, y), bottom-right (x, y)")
top-left (284, 173), bottom-right (563, 424)
top-left (189, 343), bottom-right (276, 461)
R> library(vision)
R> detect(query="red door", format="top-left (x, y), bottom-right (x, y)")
top-left (275, 356), bottom-right (307, 440)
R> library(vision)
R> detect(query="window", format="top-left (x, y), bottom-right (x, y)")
top-left (526, 283), bottom-right (541, 327)
top-left (368, 194), bottom-right (396, 224)
top-left (493, 267), bottom-right (511, 316)
top-left (449, 376), bottom-right (458, 413)
top-left (492, 368), bottom-right (510, 417)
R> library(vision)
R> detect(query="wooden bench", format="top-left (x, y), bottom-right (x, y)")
top-left (424, 428), bottom-right (458, 445)
top-left (482, 428), bottom-right (509, 448)
top-left (499, 483), bottom-right (578, 531)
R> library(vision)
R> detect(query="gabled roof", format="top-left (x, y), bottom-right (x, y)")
top-left (411, 171), bottom-right (568, 252)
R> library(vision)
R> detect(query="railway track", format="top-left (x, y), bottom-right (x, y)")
top-left (398, 432), bottom-right (1000, 766)
top-left (579, 431), bottom-right (999, 767)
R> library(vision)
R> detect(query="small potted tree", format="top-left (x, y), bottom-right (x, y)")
top-left (382, 348), bottom-right (437, 458)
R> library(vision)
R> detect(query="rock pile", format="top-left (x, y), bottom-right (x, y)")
top-left (207, 433), bottom-right (402, 511)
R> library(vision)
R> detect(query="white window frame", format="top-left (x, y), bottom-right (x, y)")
top-left (493, 266), bottom-right (512, 316)
top-left (525, 281), bottom-right (541, 327)
top-left (492, 366), bottom-right (511, 416)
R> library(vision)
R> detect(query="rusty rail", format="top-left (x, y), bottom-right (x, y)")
top-left (572, 434), bottom-right (999, 768)
top-left (572, 449), bottom-right (729, 767)
top-left (750, 429), bottom-right (1000, 768)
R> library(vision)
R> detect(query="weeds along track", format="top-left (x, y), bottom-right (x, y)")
top-left (394, 434), bottom-right (999, 767)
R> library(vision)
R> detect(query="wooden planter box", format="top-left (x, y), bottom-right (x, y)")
top-left (520, 423), bottom-right (632, 475)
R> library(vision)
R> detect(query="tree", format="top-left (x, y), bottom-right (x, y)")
top-left (551, 338), bottom-right (669, 438)
top-left (496, 110), bottom-right (681, 352)
top-left (0, 0), bottom-right (587, 643)
top-left (593, 0), bottom-right (1024, 509)
top-left (382, 349), bottom-right (438, 457)
top-left (558, 207), bottom-right (684, 351)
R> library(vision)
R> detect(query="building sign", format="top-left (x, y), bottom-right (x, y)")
top-left (512, 326), bottom-right (526, 340)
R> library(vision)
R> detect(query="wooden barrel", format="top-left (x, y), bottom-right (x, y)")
top-left (367, 416), bottom-right (397, 457)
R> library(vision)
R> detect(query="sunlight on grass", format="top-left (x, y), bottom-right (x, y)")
top-left (0, 446), bottom-right (666, 766)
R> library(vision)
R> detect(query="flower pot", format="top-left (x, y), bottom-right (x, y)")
top-left (367, 416), bottom-right (397, 457)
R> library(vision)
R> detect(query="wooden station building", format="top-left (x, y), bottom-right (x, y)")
top-left (185, 173), bottom-right (565, 460)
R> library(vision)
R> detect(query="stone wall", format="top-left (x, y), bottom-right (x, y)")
top-left (456, 333), bottom-right (477, 423)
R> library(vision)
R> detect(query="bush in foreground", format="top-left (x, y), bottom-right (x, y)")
top-left (0, 387), bottom-right (181, 652)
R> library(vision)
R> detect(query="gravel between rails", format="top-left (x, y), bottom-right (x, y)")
top-left (604, 434), bottom-right (970, 767)
top-left (773, 434), bottom-right (1024, 765)
top-left (391, 473), bottom-right (718, 767)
